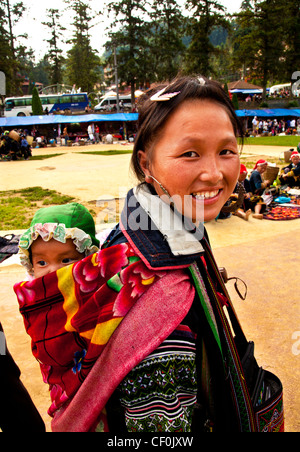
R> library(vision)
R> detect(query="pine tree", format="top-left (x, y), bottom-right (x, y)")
top-left (183, 0), bottom-right (230, 76)
top-left (64, 0), bottom-right (102, 93)
top-left (31, 86), bottom-right (43, 115)
top-left (42, 9), bottom-right (66, 85)
top-left (0, 0), bottom-right (25, 95)
top-left (231, 0), bottom-right (286, 98)
top-left (149, 0), bottom-right (185, 82)
top-left (106, 0), bottom-right (151, 102)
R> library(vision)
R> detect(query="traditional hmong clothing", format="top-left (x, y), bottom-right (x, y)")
top-left (279, 161), bottom-right (300, 187)
top-left (14, 185), bottom-right (283, 432)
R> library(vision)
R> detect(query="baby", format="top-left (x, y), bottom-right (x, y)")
top-left (18, 202), bottom-right (100, 278)
top-left (14, 202), bottom-right (163, 429)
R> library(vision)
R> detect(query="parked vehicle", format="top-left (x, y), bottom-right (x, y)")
top-left (4, 93), bottom-right (89, 117)
top-left (94, 95), bottom-right (132, 112)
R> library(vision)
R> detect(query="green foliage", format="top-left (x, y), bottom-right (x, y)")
top-left (42, 9), bottom-right (66, 85)
top-left (64, 0), bottom-right (102, 93)
top-left (31, 86), bottom-right (43, 115)
top-left (232, 93), bottom-right (239, 110)
top-left (106, 0), bottom-right (151, 97)
top-left (183, 0), bottom-right (230, 76)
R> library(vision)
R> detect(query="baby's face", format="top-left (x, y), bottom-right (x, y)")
top-left (31, 237), bottom-right (85, 278)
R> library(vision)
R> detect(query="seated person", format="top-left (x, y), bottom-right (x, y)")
top-left (233, 164), bottom-right (252, 221)
top-left (279, 151), bottom-right (300, 188)
top-left (249, 160), bottom-right (270, 219)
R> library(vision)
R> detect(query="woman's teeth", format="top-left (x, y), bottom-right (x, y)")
top-left (192, 190), bottom-right (219, 199)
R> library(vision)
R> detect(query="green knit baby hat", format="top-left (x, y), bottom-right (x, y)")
top-left (30, 203), bottom-right (99, 248)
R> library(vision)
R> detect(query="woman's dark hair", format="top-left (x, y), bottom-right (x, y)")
top-left (131, 75), bottom-right (244, 182)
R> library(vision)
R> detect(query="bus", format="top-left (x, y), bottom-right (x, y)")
top-left (4, 93), bottom-right (89, 117)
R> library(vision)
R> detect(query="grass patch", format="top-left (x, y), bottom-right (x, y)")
top-left (0, 187), bottom-right (75, 230)
top-left (78, 150), bottom-right (133, 156)
top-left (240, 155), bottom-right (284, 171)
top-left (30, 153), bottom-right (63, 160)
top-left (240, 136), bottom-right (300, 147)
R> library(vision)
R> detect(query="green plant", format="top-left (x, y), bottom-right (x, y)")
top-left (287, 100), bottom-right (298, 108)
top-left (232, 93), bottom-right (239, 110)
top-left (31, 87), bottom-right (43, 115)
top-left (260, 101), bottom-right (269, 108)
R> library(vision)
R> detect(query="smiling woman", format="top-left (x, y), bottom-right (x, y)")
top-left (13, 76), bottom-right (282, 433)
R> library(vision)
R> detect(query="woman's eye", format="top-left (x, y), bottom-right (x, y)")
top-left (220, 149), bottom-right (237, 156)
top-left (182, 151), bottom-right (198, 158)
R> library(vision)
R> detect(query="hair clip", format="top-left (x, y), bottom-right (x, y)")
top-left (198, 77), bottom-right (206, 86)
top-left (150, 87), bottom-right (180, 102)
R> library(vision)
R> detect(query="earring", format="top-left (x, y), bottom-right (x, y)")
top-left (147, 175), bottom-right (172, 199)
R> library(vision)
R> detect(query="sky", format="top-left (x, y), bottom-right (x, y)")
top-left (14, 0), bottom-right (243, 61)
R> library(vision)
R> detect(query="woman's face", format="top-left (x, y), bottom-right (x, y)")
top-left (139, 100), bottom-right (240, 223)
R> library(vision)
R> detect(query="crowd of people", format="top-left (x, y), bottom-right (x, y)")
top-left (0, 130), bottom-right (32, 161)
top-left (251, 116), bottom-right (300, 136)
top-left (222, 150), bottom-right (300, 222)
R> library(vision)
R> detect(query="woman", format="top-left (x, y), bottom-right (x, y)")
top-left (16, 76), bottom-right (281, 433)
top-left (62, 126), bottom-right (69, 146)
top-left (249, 159), bottom-right (270, 219)
top-left (279, 150), bottom-right (300, 187)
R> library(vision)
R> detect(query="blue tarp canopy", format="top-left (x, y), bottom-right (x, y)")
top-left (0, 113), bottom-right (139, 128)
top-left (1, 109), bottom-right (299, 127)
top-left (236, 109), bottom-right (300, 117)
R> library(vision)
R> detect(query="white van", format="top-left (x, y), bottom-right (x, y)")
top-left (94, 95), bottom-right (132, 112)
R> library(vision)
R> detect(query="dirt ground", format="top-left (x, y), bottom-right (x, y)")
top-left (0, 142), bottom-right (299, 432)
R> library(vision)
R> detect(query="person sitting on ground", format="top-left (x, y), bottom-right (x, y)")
top-left (20, 135), bottom-right (31, 160)
top-left (279, 150), bottom-right (300, 188)
top-left (233, 164), bottom-right (252, 221)
top-left (249, 159), bottom-right (270, 219)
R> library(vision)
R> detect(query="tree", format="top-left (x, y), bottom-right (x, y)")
top-left (149, 0), bottom-right (185, 82)
top-left (183, 0), bottom-right (230, 76)
top-left (64, 0), bottom-right (102, 93)
top-left (231, 0), bottom-right (286, 98)
top-left (42, 9), bottom-right (66, 85)
top-left (232, 92), bottom-right (239, 110)
top-left (106, 0), bottom-right (151, 102)
top-left (280, 0), bottom-right (300, 91)
top-left (31, 86), bottom-right (43, 115)
top-left (0, 0), bottom-right (26, 95)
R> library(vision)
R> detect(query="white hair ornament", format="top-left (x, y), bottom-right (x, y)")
top-left (150, 87), bottom-right (180, 102)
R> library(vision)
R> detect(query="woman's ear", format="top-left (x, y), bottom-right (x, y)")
top-left (138, 150), bottom-right (151, 182)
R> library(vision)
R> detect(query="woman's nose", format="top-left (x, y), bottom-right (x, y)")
top-left (197, 157), bottom-right (223, 184)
